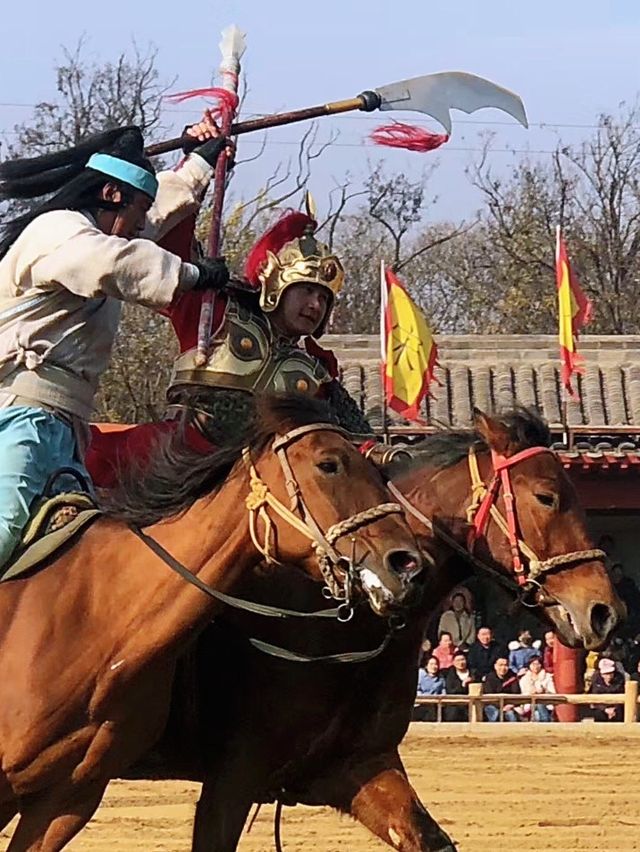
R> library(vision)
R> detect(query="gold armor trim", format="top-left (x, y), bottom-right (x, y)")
top-left (169, 298), bottom-right (332, 396)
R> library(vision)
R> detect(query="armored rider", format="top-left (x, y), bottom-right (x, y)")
top-left (167, 203), bottom-right (372, 443)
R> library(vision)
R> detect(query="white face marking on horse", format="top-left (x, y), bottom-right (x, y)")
top-left (388, 826), bottom-right (402, 848)
top-left (359, 567), bottom-right (394, 600)
top-left (110, 660), bottom-right (125, 671)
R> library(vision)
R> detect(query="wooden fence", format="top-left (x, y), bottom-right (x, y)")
top-left (415, 680), bottom-right (640, 724)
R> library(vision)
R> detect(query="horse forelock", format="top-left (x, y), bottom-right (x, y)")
top-left (102, 392), bottom-right (337, 527)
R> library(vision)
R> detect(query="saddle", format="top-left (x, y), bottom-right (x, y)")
top-left (0, 469), bottom-right (102, 582)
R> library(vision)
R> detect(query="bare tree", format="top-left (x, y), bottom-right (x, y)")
top-left (555, 101), bottom-right (640, 333)
top-left (330, 162), bottom-right (472, 334)
top-left (465, 101), bottom-right (640, 334)
top-left (6, 39), bottom-right (172, 158)
top-left (197, 122), bottom-right (339, 276)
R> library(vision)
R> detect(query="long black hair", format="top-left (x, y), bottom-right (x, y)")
top-left (0, 126), bottom-right (156, 259)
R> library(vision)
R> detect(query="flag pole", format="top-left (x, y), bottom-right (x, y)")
top-left (556, 225), bottom-right (570, 447)
top-left (379, 259), bottom-right (390, 443)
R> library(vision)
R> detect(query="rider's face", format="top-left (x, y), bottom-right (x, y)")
top-left (271, 284), bottom-right (330, 338)
top-left (95, 184), bottom-right (153, 240)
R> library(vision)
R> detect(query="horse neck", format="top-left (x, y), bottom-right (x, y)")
top-left (111, 469), bottom-right (256, 658)
top-left (403, 456), bottom-right (473, 544)
top-left (398, 457), bottom-right (476, 599)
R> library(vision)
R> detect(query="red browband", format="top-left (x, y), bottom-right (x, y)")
top-left (468, 446), bottom-right (553, 585)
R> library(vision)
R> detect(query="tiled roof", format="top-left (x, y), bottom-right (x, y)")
top-left (325, 333), bottom-right (640, 437)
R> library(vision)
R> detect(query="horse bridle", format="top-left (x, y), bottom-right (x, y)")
top-left (130, 422), bottom-right (407, 664)
top-left (243, 422), bottom-right (403, 607)
top-left (388, 445), bottom-right (605, 607)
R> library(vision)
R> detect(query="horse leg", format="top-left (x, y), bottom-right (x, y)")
top-left (191, 737), bottom-right (264, 852)
top-left (326, 751), bottom-right (455, 852)
top-left (192, 772), bottom-right (253, 852)
top-left (6, 782), bottom-right (106, 852)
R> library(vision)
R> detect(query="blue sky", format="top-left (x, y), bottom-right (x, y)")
top-left (1, 0), bottom-right (639, 221)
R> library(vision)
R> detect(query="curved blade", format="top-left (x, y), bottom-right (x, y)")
top-left (376, 71), bottom-right (528, 134)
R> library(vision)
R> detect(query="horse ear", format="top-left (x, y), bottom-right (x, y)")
top-left (473, 408), bottom-right (511, 454)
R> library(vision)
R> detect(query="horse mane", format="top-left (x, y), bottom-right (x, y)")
top-left (102, 393), bottom-right (337, 527)
top-left (386, 406), bottom-right (552, 477)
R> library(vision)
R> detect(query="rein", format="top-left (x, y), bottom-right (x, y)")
top-left (388, 444), bottom-right (605, 606)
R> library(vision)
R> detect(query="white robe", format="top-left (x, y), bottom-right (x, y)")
top-left (0, 154), bottom-right (211, 420)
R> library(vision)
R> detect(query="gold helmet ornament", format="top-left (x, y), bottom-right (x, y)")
top-left (244, 193), bottom-right (344, 337)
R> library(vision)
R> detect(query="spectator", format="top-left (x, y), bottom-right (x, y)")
top-left (589, 658), bottom-right (625, 722)
top-left (432, 631), bottom-right (456, 673)
top-left (628, 635), bottom-right (640, 675)
top-left (483, 657), bottom-right (521, 722)
top-left (599, 534), bottom-right (640, 634)
top-left (467, 627), bottom-right (504, 681)
top-left (519, 656), bottom-right (556, 722)
top-left (413, 655), bottom-right (445, 721)
top-left (610, 564), bottom-right (640, 636)
top-left (598, 533), bottom-right (617, 563)
top-left (508, 629), bottom-right (539, 675)
top-left (630, 658), bottom-right (640, 685)
top-left (444, 651), bottom-right (472, 722)
top-left (437, 592), bottom-right (475, 650)
top-left (542, 630), bottom-right (555, 674)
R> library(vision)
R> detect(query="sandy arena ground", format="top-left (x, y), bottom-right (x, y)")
top-left (3, 724), bottom-right (640, 851)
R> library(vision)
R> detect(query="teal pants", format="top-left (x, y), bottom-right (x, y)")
top-left (0, 406), bottom-right (91, 568)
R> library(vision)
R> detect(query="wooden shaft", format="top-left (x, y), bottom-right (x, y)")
top-left (145, 95), bottom-right (372, 158)
top-left (468, 682), bottom-right (483, 723)
top-left (624, 679), bottom-right (638, 725)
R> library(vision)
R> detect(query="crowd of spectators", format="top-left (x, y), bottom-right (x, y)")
top-left (413, 620), bottom-right (640, 723)
top-left (413, 543), bottom-right (640, 723)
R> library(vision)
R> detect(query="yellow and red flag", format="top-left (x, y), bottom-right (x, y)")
top-left (556, 227), bottom-right (592, 397)
top-left (380, 262), bottom-right (439, 422)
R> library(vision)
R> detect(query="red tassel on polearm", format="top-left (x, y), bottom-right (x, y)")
top-left (165, 87), bottom-right (240, 125)
top-left (370, 123), bottom-right (449, 152)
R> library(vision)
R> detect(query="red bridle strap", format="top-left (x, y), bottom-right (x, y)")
top-left (468, 446), bottom-right (553, 585)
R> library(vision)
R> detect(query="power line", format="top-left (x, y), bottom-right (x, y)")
top-left (0, 100), bottom-right (625, 132)
top-left (0, 130), bottom-right (559, 154)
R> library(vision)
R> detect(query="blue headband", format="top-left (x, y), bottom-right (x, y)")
top-left (86, 153), bottom-right (158, 200)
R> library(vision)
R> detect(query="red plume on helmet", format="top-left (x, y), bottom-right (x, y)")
top-left (244, 211), bottom-right (316, 287)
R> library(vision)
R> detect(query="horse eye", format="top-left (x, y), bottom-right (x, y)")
top-left (535, 493), bottom-right (556, 509)
top-left (317, 460), bottom-right (339, 475)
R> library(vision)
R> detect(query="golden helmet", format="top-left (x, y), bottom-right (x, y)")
top-left (244, 196), bottom-right (343, 334)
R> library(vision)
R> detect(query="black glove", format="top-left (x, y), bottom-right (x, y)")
top-left (193, 257), bottom-right (230, 291)
top-left (182, 133), bottom-right (230, 168)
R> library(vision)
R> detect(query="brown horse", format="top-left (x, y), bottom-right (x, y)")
top-left (0, 395), bottom-right (424, 852)
top-left (140, 407), bottom-right (623, 852)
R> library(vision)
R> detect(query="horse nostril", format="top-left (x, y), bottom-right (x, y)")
top-left (590, 602), bottom-right (617, 637)
top-left (385, 549), bottom-right (422, 577)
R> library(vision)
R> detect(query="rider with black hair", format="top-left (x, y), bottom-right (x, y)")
top-left (0, 112), bottom-right (232, 567)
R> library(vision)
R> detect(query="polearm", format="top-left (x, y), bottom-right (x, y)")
top-left (195, 25), bottom-right (246, 367)
top-left (146, 70), bottom-right (529, 159)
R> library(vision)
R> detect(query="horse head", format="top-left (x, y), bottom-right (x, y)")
top-left (388, 407), bottom-right (624, 651)
top-left (244, 395), bottom-right (426, 617)
top-left (469, 409), bottom-right (623, 649)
